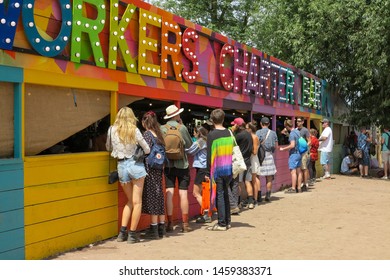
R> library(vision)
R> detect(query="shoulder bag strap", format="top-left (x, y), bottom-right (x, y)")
top-left (261, 130), bottom-right (271, 145)
top-left (150, 131), bottom-right (156, 146)
top-left (229, 129), bottom-right (238, 146)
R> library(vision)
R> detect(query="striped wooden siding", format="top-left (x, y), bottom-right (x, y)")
top-left (24, 153), bottom-right (118, 259)
top-left (0, 160), bottom-right (24, 260)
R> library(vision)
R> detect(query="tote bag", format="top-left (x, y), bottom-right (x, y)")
top-left (229, 130), bottom-right (247, 178)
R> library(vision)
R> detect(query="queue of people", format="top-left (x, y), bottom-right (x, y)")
top-left (106, 105), bottom-right (387, 243)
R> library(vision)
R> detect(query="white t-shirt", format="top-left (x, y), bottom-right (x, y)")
top-left (340, 156), bottom-right (351, 173)
top-left (318, 127), bottom-right (333, 152)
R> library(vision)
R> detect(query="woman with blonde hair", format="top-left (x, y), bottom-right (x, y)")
top-left (106, 107), bottom-right (150, 244)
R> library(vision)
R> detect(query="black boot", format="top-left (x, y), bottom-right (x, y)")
top-left (143, 224), bottom-right (159, 240)
top-left (127, 231), bottom-right (140, 244)
top-left (257, 191), bottom-right (262, 203)
top-left (265, 191), bottom-right (271, 202)
top-left (158, 223), bottom-right (166, 238)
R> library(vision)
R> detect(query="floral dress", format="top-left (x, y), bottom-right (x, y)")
top-left (142, 130), bottom-right (165, 215)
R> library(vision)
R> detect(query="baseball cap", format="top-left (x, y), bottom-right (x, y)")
top-left (321, 118), bottom-right (330, 123)
top-left (261, 117), bottom-right (270, 124)
top-left (231, 117), bottom-right (245, 126)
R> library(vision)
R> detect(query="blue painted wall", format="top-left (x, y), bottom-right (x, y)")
top-left (0, 160), bottom-right (25, 259)
top-left (0, 65), bottom-right (24, 260)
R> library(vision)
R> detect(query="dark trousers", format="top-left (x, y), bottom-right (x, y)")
top-left (228, 176), bottom-right (240, 208)
top-left (308, 160), bottom-right (317, 179)
top-left (215, 175), bottom-right (232, 227)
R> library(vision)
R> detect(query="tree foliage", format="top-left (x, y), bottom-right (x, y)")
top-left (147, 0), bottom-right (390, 127)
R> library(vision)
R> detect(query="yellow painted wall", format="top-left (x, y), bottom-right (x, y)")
top-left (24, 152), bottom-right (118, 259)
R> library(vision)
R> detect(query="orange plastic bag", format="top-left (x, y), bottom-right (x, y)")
top-left (201, 179), bottom-right (217, 216)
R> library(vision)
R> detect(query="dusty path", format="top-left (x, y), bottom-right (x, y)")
top-left (54, 175), bottom-right (390, 260)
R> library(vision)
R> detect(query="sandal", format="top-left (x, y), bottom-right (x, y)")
top-left (284, 187), bottom-right (297, 194)
top-left (207, 223), bottom-right (227, 231)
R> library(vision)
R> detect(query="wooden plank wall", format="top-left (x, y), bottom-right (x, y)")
top-left (24, 153), bottom-right (118, 259)
top-left (0, 160), bottom-right (25, 260)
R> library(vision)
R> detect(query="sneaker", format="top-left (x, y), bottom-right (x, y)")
top-left (284, 187), bottom-right (296, 194)
top-left (196, 215), bottom-right (212, 223)
top-left (207, 223), bottom-right (227, 231)
top-left (227, 224), bottom-right (232, 229)
top-left (230, 207), bottom-right (240, 215)
top-left (248, 202), bottom-right (255, 209)
top-left (301, 185), bottom-right (308, 192)
top-left (204, 215), bottom-right (212, 223)
top-left (381, 176), bottom-right (388, 180)
top-left (117, 231), bottom-right (127, 242)
top-left (196, 216), bottom-right (206, 223)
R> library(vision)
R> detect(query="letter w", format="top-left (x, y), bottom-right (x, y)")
top-left (0, 0), bottom-right (22, 50)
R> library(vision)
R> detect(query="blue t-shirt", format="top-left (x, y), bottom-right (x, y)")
top-left (382, 132), bottom-right (390, 152)
top-left (288, 129), bottom-right (300, 155)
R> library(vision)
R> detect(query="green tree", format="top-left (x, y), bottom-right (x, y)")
top-left (252, 0), bottom-right (390, 127)
top-left (147, 0), bottom-right (259, 44)
top-left (148, 0), bottom-right (390, 127)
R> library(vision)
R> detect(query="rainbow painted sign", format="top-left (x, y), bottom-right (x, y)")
top-left (0, 0), bottom-right (322, 109)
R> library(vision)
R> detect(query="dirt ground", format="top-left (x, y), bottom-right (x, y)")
top-left (54, 174), bottom-right (390, 260)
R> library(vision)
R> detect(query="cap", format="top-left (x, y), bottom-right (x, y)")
top-left (231, 117), bottom-right (245, 126)
top-left (321, 118), bottom-right (330, 124)
top-left (261, 117), bottom-right (270, 124)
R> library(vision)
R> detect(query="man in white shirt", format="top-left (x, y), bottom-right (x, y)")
top-left (340, 154), bottom-right (359, 175)
top-left (318, 118), bottom-right (333, 179)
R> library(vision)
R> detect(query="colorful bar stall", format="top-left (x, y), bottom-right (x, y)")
top-left (0, 0), bottom-right (349, 259)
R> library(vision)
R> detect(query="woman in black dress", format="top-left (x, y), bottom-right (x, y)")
top-left (141, 111), bottom-right (166, 239)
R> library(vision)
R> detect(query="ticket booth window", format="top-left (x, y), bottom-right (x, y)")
top-left (24, 84), bottom-right (110, 156)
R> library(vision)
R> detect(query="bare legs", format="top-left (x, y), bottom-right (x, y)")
top-left (252, 174), bottom-right (260, 201)
top-left (120, 177), bottom-right (145, 231)
top-left (291, 168), bottom-right (303, 191)
top-left (192, 184), bottom-right (203, 209)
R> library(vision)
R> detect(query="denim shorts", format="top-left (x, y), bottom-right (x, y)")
top-left (117, 158), bottom-right (147, 184)
top-left (288, 153), bottom-right (302, 170)
top-left (320, 152), bottom-right (330, 165)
